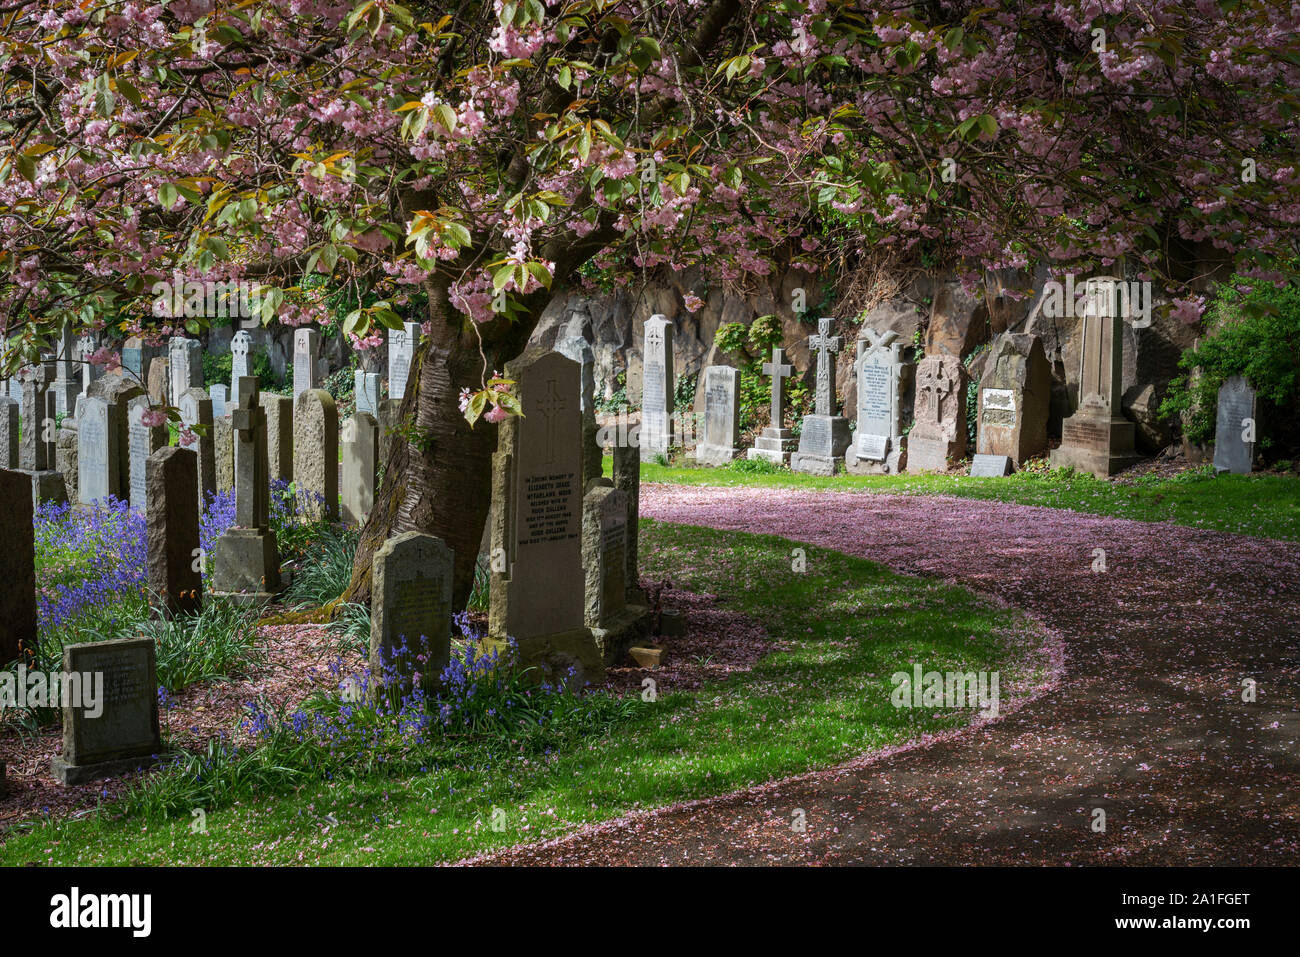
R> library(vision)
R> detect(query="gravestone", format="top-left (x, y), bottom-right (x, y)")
top-left (147, 446), bottom-right (202, 617)
top-left (555, 335), bottom-right (601, 485)
top-left (388, 322), bottom-right (420, 400)
top-left (50, 638), bottom-right (164, 785)
top-left (213, 414), bottom-right (234, 494)
top-left (122, 337), bottom-right (161, 379)
top-left (168, 337), bottom-right (202, 409)
top-left (209, 384), bottom-right (228, 418)
top-left (695, 366), bottom-right (741, 466)
top-left (612, 443), bottom-right (642, 600)
top-left (293, 328), bottom-right (321, 403)
top-left (230, 329), bottom-right (252, 388)
top-left (976, 333), bottom-right (1051, 466)
top-left (970, 453), bottom-right (1014, 477)
top-left (846, 328), bottom-right (911, 475)
top-left (78, 396), bottom-right (122, 503)
top-left (262, 393), bottom-right (294, 483)
top-left (746, 347), bottom-right (797, 465)
top-left (127, 395), bottom-right (168, 512)
top-left (212, 377), bottom-right (281, 600)
top-left (907, 355), bottom-right (968, 472)
top-left (0, 468), bottom-right (37, 666)
top-left (791, 317), bottom-right (851, 475)
top-left (1212, 375), bottom-right (1257, 475)
top-left (179, 387), bottom-right (217, 507)
top-left (0, 397), bottom-right (16, 468)
top-left (354, 370), bottom-right (380, 418)
top-left (369, 531), bottom-right (453, 693)
top-left (51, 322), bottom-right (80, 417)
top-left (77, 334), bottom-right (101, 397)
top-left (639, 315), bottom-right (675, 461)
top-left (489, 347), bottom-right (602, 683)
top-left (19, 362), bottom-right (56, 471)
top-left (146, 356), bottom-right (170, 406)
top-left (583, 485), bottom-right (629, 630)
top-left (1049, 300), bottom-right (1141, 477)
top-left (56, 416), bottom-right (79, 504)
top-left (293, 389), bottom-right (339, 521)
top-left (341, 412), bottom-right (378, 526)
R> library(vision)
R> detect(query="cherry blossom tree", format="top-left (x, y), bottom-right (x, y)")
top-left (1, 0), bottom-right (1297, 604)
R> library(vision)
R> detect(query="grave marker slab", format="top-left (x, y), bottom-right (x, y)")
top-left (970, 453), bottom-right (1014, 477)
top-left (147, 446), bottom-right (202, 617)
top-left (293, 388), bottom-right (339, 521)
top-left (639, 315), bottom-right (675, 461)
top-left (612, 444), bottom-right (642, 600)
top-left (146, 356), bottom-right (170, 406)
top-left (180, 387), bottom-right (217, 507)
top-left (78, 396), bottom-right (122, 504)
top-left (293, 328), bottom-right (321, 402)
top-left (127, 395), bottom-right (169, 512)
top-left (209, 384), bottom-right (228, 418)
top-left (0, 397), bottom-right (17, 469)
top-left (354, 370), bottom-right (380, 417)
top-left (1212, 375), bottom-right (1257, 475)
top-left (213, 377), bottom-right (281, 600)
top-left (846, 328), bottom-right (911, 475)
top-left (341, 412), bottom-right (378, 526)
top-left (168, 337), bottom-right (202, 409)
top-left (695, 366), bottom-right (741, 466)
top-left (906, 355), bottom-right (968, 472)
top-left (555, 335), bottom-right (601, 485)
top-left (388, 322), bottom-right (420, 400)
top-left (0, 468), bottom-right (37, 666)
top-left (369, 531), bottom-right (453, 693)
top-left (791, 317), bottom-right (851, 475)
top-left (976, 333), bottom-right (1051, 466)
top-left (262, 393), bottom-right (294, 483)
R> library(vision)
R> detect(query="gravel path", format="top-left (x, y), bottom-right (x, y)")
top-left (477, 484), bottom-right (1300, 865)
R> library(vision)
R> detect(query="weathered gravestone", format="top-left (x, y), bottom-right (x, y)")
top-left (0, 468), bottom-right (37, 666)
top-left (976, 333), bottom-right (1051, 468)
top-left (581, 484), bottom-right (646, 658)
top-left (213, 414), bottom-right (234, 494)
top-left (612, 443), bottom-right (642, 601)
top-left (50, 638), bottom-right (164, 785)
top-left (293, 328), bottom-right (321, 403)
top-left (1049, 297), bottom-right (1141, 478)
top-left (51, 322), bottom-right (80, 417)
top-left (846, 328), bottom-right (911, 475)
top-left (907, 354), bottom-right (968, 472)
top-left (791, 317), bottom-right (851, 475)
top-left (0, 397), bottom-right (17, 469)
top-left (489, 347), bottom-right (602, 684)
top-left (168, 337), bottom-right (202, 409)
top-left (369, 531), bottom-right (453, 693)
top-left (209, 384), bottom-right (228, 418)
top-left (127, 395), bottom-right (168, 512)
top-left (122, 336), bottom-right (162, 380)
top-left (230, 329), bottom-right (252, 388)
top-left (19, 362), bottom-right (56, 471)
top-left (555, 335), bottom-right (601, 486)
top-left (1213, 375), bottom-right (1257, 476)
top-left (294, 388), bottom-right (339, 522)
top-left (341, 412), bottom-right (378, 526)
top-left (639, 315), bottom-right (675, 461)
top-left (746, 347), bottom-right (797, 465)
top-left (388, 322), bottom-right (420, 400)
top-left (262, 393), bottom-right (294, 483)
top-left (179, 388), bottom-right (217, 508)
top-left (147, 446), bottom-right (202, 617)
top-left (212, 377), bottom-right (281, 600)
top-left (970, 453), bottom-right (1014, 477)
top-left (76, 333), bottom-right (101, 397)
top-left (354, 370), bottom-right (380, 418)
top-left (78, 396), bottom-right (122, 504)
top-left (695, 366), bottom-right (741, 466)
top-left (146, 356), bottom-right (170, 406)
top-left (56, 414), bottom-right (79, 504)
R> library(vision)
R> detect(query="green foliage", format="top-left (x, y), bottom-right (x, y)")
top-left (727, 456), bottom-right (781, 474)
top-left (595, 368), bottom-right (630, 415)
top-left (327, 602), bottom-right (372, 657)
top-left (715, 315), bottom-right (786, 370)
top-left (1159, 276), bottom-right (1300, 454)
top-left (285, 525), bottom-right (360, 608)
top-left (466, 553), bottom-right (491, 612)
top-left (201, 337), bottom-right (279, 391)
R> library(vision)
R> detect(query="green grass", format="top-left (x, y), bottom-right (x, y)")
top-left (0, 521), bottom-right (1048, 865)
top-left (622, 457), bottom-right (1300, 541)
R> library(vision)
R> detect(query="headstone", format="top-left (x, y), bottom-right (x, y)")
top-left (230, 329), bottom-right (252, 388)
top-left (56, 417), bottom-right (79, 504)
top-left (846, 328), bottom-right (911, 475)
top-left (262, 393), bottom-right (294, 483)
top-left (19, 362), bottom-right (55, 470)
top-left (583, 485), bottom-right (629, 629)
top-left (1212, 375), bottom-right (1257, 475)
top-left (791, 317), bottom-right (851, 475)
top-left (122, 337), bottom-right (149, 378)
top-left (555, 335), bottom-right (601, 485)
top-left (49, 638), bottom-right (164, 785)
top-left (78, 396), bottom-right (122, 503)
top-left (179, 387), bottom-right (217, 507)
top-left (341, 412), bottom-right (378, 526)
top-left (1049, 297), bottom-right (1141, 478)
top-left (77, 333), bottom-right (101, 397)
top-left (212, 376), bottom-right (281, 599)
top-left (0, 468), bottom-right (37, 666)
top-left (489, 347), bottom-right (602, 683)
top-left (127, 395), bottom-right (169, 512)
top-left (293, 388), bottom-right (339, 522)
top-left (354, 370), bottom-right (380, 417)
top-left (388, 322), bottom-right (419, 400)
top-left (0, 397), bottom-right (17, 468)
top-left (293, 328), bottom-right (321, 402)
top-left (51, 322), bottom-right (80, 417)
top-left (906, 354), bottom-right (968, 472)
top-left (612, 444), bottom-right (642, 599)
top-left (209, 383), bottom-right (228, 417)
top-left (970, 453), bottom-right (1014, 477)
top-left (168, 337), bottom-right (202, 408)
top-left (213, 414), bottom-right (234, 494)
top-left (976, 333), bottom-right (1051, 466)
top-left (638, 315), bottom-right (675, 461)
top-left (146, 356), bottom-right (170, 406)
top-left (747, 347), bottom-right (797, 465)
top-left (369, 531), bottom-right (453, 693)
top-left (146, 446), bottom-right (202, 617)
top-left (695, 366), bottom-right (741, 466)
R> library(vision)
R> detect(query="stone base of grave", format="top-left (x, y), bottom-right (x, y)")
top-left (1050, 414), bottom-right (1142, 478)
top-left (51, 751), bottom-right (169, 787)
top-left (694, 444), bottom-right (741, 467)
top-left (789, 452), bottom-right (841, 476)
top-left (590, 604), bottom-right (652, 667)
top-left (212, 527), bottom-right (282, 601)
top-left (906, 434), bottom-right (964, 473)
top-left (845, 441), bottom-right (906, 475)
top-left (494, 627), bottom-right (607, 689)
top-left (970, 454), bottom-right (1014, 477)
top-left (18, 469), bottom-right (68, 508)
top-left (746, 428), bottom-right (795, 466)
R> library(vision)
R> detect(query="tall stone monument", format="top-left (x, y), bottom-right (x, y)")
top-left (846, 328), bottom-right (910, 475)
top-left (388, 322), bottom-right (420, 400)
top-left (168, 337), bottom-right (202, 409)
top-left (127, 395), bottom-right (168, 513)
top-left (639, 315), bottom-right (675, 461)
top-left (0, 468), bottom-right (37, 666)
top-left (555, 335), bottom-right (601, 486)
top-left (746, 347), bottom-right (796, 466)
top-left (147, 446), bottom-right (203, 617)
top-left (907, 354), bottom-right (968, 472)
top-left (294, 388), bottom-right (339, 522)
top-left (212, 377), bottom-right (281, 601)
top-left (791, 317), bottom-right (851, 475)
top-left (341, 412), bottom-right (378, 526)
top-left (976, 333), bottom-right (1052, 468)
top-left (695, 366), bottom-right (742, 467)
top-left (179, 387), bottom-right (217, 508)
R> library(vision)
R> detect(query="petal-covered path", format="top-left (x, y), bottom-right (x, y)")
top-left (479, 484), bottom-right (1300, 865)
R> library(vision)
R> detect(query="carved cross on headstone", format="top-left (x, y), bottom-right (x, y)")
top-left (917, 361), bottom-right (955, 424)
top-left (536, 378), bottom-right (566, 465)
top-left (808, 317), bottom-right (844, 416)
top-left (858, 327), bottom-right (898, 362)
top-left (762, 347), bottom-right (794, 431)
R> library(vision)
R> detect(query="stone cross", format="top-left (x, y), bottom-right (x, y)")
top-left (808, 317), bottom-right (844, 416)
top-left (917, 361), bottom-right (956, 423)
top-left (537, 379), bottom-right (566, 466)
top-left (230, 330), bottom-right (252, 388)
top-left (762, 347), bottom-right (794, 431)
top-left (231, 376), bottom-right (267, 528)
